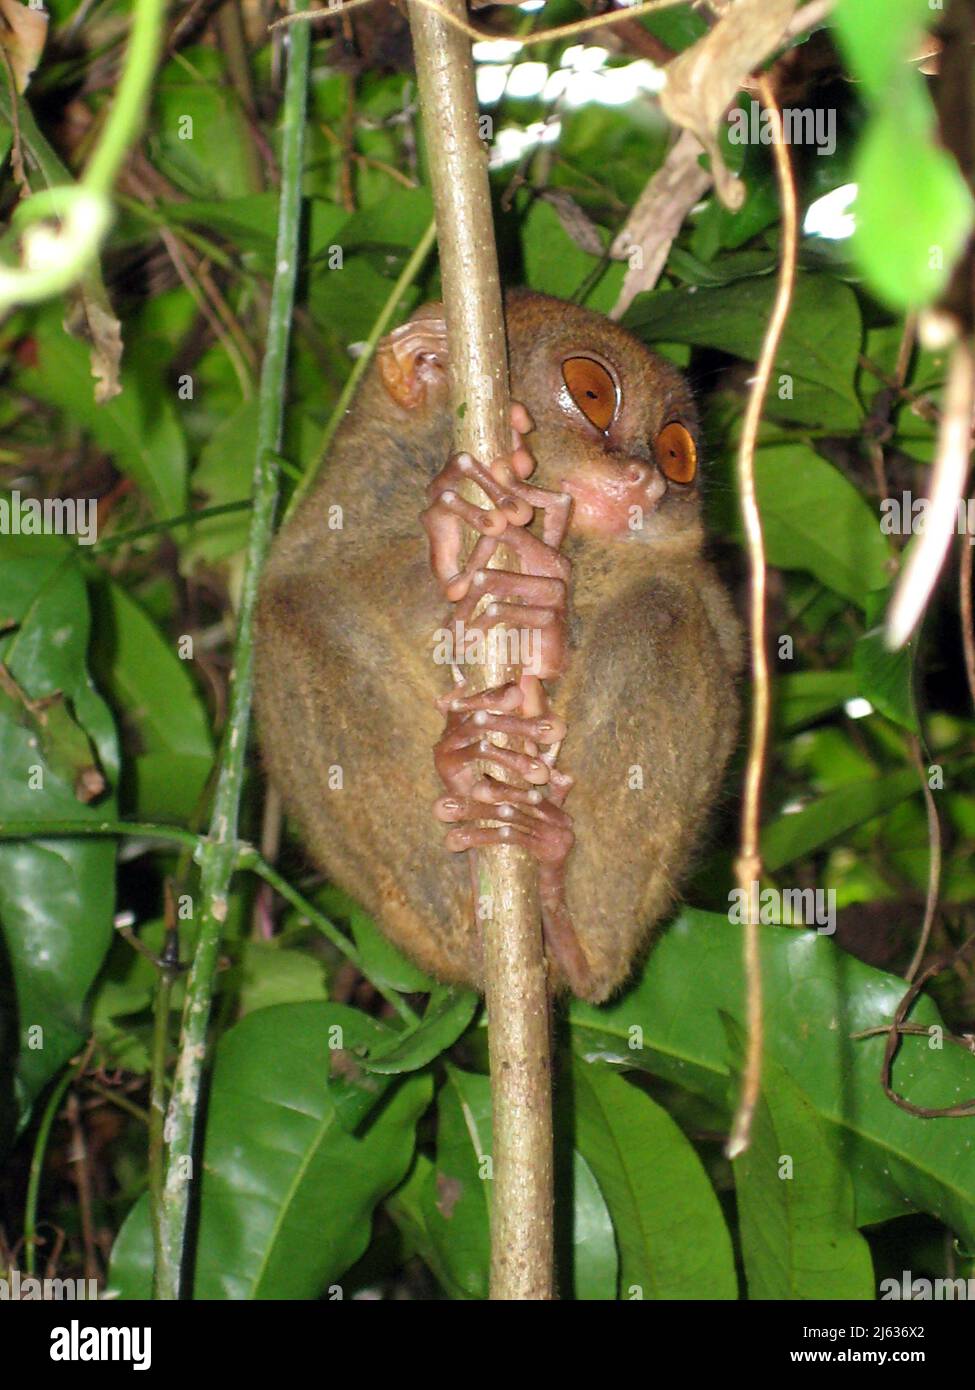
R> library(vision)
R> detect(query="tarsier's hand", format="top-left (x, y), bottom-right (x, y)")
top-left (422, 406), bottom-right (595, 997)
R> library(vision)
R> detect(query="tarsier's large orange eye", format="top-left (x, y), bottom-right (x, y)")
top-left (562, 356), bottom-right (618, 431)
top-left (655, 422), bottom-right (697, 484)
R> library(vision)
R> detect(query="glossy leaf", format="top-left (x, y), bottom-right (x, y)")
top-left (364, 986), bottom-right (479, 1075)
top-left (727, 1021), bottom-right (875, 1300)
top-left (0, 538), bottom-right (118, 1125)
top-left (89, 578), bottom-right (213, 819)
top-left (751, 445), bottom-right (892, 608)
top-left (626, 275), bottom-right (863, 430)
top-left (572, 1062), bottom-right (736, 1300)
top-left (109, 1003), bottom-right (431, 1298)
top-left (421, 1065), bottom-right (493, 1300)
top-left (571, 911), bottom-right (975, 1241)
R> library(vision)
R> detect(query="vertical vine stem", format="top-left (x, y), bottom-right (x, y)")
top-left (408, 0), bottom-right (555, 1299)
top-left (155, 3), bottom-right (310, 1299)
top-left (727, 70), bottom-right (797, 1160)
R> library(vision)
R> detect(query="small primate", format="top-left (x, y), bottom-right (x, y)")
top-left (255, 291), bottom-right (741, 1003)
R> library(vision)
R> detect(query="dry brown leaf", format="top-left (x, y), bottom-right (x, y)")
top-left (0, 0), bottom-right (48, 94)
top-left (538, 189), bottom-right (607, 258)
top-left (609, 129), bottom-right (713, 318)
top-left (659, 0), bottom-right (798, 210)
top-left (64, 274), bottom-right (124, 404)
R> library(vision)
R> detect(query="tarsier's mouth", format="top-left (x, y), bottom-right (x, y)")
top-left (559, 463), bottom-right (666, 539)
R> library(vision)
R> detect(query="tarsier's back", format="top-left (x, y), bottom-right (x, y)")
top-left (255, 292), bottom-right (741, 1003)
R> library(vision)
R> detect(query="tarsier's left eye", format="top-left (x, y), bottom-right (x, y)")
top-left (655, 422), bottom-right (697, 484)
top-left (562, 356), bottom-right (617, 431)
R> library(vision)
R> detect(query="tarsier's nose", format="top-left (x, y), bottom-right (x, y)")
top-left (624, 460), bottom-right (666, 504)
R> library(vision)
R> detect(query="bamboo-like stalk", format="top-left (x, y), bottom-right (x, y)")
top-left (408, 0), bottom-right (554, 1300)
top-left (153, 5), bottom-right (311, 1299)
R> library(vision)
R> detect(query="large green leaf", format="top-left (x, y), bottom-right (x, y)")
top-left (752, 445), bottom-right (893, 608)
top-left (0, 538), bottom-right (118, 1128)
top-left (833, 0), bottom-right (930, 100)
top-left (421, 1065), bottom-right (493, 1299)
top-left (88, 578), bottom-right (213, 820)
top-left (523, 199), bottom-right (623, 314)
top-left (728, 1024), bottom-right (875, 1300)
top-left (412, 1065), bottom-right (620, 1300)
top-left (109, 1003), bottom-right (431, 1298)
top-left (851, 84), bottom-right (973, 311)
top-left (625, 274), bottom-right (863, 430)
top-left (148, 48), bottom-right (256, 201)
top-left (763, 768), bottom-right (919, 872)
top-left (19, 306), bottom-right (187, 518)
top-left (364, 986), bottom-right (478, 1075)
top-left (573, 1063), bottom-right (736, 1299)
top-left (571, 911), bottom-right (975, 1242)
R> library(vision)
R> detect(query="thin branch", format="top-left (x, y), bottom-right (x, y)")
top-left (878, 947), bottom-right (975, 1119)
top-left (961, 524), bottom-right (975, 713)
top-left (408, 0), bottom-right (554, 1300)
top-left (904, 734), bottom-right (942, 984)
top-left (24, 1044), bottom-right (94, 1278)
top-left (284, 217), bottom-right (437, 523)
top-left (0, 819), bottom-right (417, 1021)
top-left (727, 70), bottom-right (798, 1161)
top-left (155, 3), bottom-right (311, 1299)
top-left (271, 0), bottom-right (689, 44)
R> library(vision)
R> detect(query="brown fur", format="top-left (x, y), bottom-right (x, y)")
top-left (255, 292), bottom-right (741, 1002)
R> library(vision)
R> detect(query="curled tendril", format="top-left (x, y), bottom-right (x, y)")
top-left (0, 186), bottom-right (112, 312)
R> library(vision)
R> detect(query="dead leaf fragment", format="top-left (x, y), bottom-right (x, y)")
top-left (64, 273), bottom-right (124, 404)
top-left (0, 0), bottom-right (48, 94)
top-left (659, 0), bottom-right (798, 210)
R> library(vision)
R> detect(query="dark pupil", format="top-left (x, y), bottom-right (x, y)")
top-left (586, 390), bottom-right (597, 398)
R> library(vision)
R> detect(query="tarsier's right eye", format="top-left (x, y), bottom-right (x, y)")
top-left (654, 422), bottom-right (697, 484)
top-left (562, 356), bottom-right (617, 432)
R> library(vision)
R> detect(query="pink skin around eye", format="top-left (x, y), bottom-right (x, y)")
top-left (561, 457), bottom-right (666, 538)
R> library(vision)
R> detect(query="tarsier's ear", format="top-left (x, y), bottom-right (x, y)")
top-left (377, 303), bottom-right (449, 410)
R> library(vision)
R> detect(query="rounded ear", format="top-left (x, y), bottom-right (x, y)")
top-left (377, 303), bottom-right (449, 409)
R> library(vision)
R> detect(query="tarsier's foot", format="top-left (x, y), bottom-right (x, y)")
top-left (423, 411), bottom-right (594, 996)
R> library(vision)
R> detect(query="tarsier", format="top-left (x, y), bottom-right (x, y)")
top-left (255, 291), bottom-right (742, 1003)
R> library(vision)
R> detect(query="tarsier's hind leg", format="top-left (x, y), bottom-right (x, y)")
top-left (254, 570), bottom-right (480, 987)
top-left (554, 578), bottom-right (740, 1002)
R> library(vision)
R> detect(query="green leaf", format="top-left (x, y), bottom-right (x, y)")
top-left (109, 1003), bottom-right (432, 1298)
top-left (625, 274), bottom-right (864, 430)
top-left (572, 1062), bottom-right (737, 1299)
top-left (851, 87), bottom-right (973, 310)
top-left (854, 593), bottom-right (918, 732)
top-left (569, 1150), bottom-right (618, 1301)
top-left (571, 910), bottom-right (975, 1242)
top-left (0, 538), bottom-right (118, 1125)
top-left (316, 886), bottom-right (434, 995)
top-left (752, 445), bottom-right (893, 608)
top-left (763, 768), bottom-right (919, 871)
top-left (236, 942), bottom-right (330, 1016)
top-left (149, 48), bottom-right (256, 201)
top-left (776, 670), bottom-right (859, 733)
top-left (834, 0), bottom-right (934, 101)
top-left (364, 986), bottom-right (478, 1075)
top-left (162, 194), bottom-right (279, 259)
top-left (88, 578), bottom-right (213, 819)
top-left (21, 306), bottom-right (187, 518)
top-left (186, 401), bottom-right (259, 565)
top-left (523, 199), bottom-right (623, 314)
top-left (421, 1065), bottom-right (492, 1300)
top-left (726, 1019), bottom-right (874, 1300)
